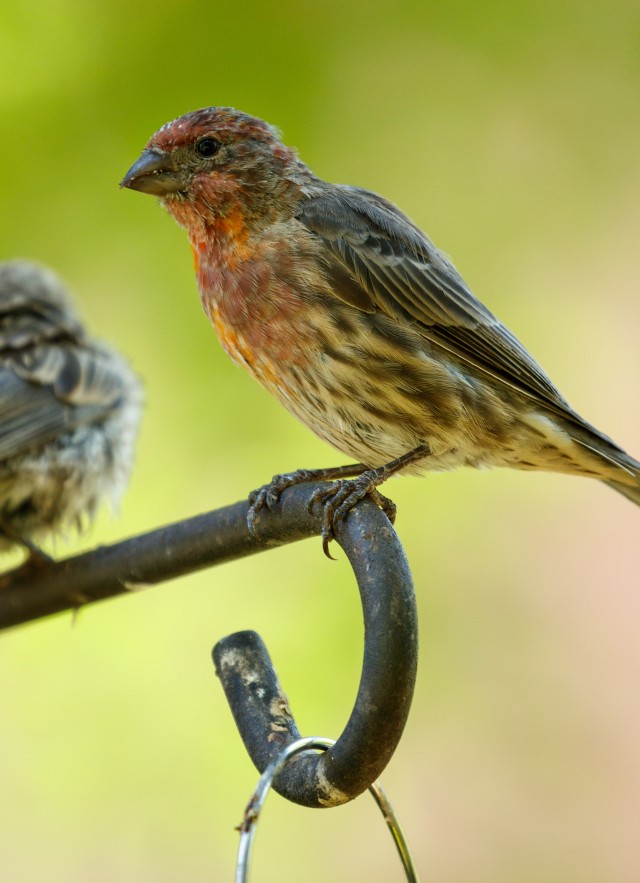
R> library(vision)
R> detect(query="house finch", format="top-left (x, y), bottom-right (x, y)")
top-left (122, 107), bottom-right (640, 552)
top-left (0, 261), bottom-right (141, 557)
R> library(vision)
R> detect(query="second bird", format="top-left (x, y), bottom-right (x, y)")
top-left (0, 261), bottom-right (141, 555)
top-left (122, 107), bottom-right (640, 545)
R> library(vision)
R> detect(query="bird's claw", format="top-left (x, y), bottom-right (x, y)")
top-left (0, 518), bottom-right (53, 568)
top-left (308, 473), bottom-right (397, 559)
top-left (247, 469), bottom-right (320, 534)
top-left (248, 467), bottom-right (398, 557)
top-left (24, 544), bottom-right (54, 567)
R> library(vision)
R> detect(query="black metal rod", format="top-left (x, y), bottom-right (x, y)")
top-left (0, 482), bottom-right (329, 630)
top-left (0, 482), bottom-right (408, 634)
top-left (213, 493), bottom-right (418, 808)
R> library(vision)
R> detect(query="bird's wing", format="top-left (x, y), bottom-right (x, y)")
top-left (296, 185), bottom-right (573, 416)
top-left (0, 342), bottom-right (128, 462)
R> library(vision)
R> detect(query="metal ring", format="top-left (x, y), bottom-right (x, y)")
top-left (234, 736), bottom-right (419, 883)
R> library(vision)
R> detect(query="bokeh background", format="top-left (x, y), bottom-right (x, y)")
top-left (1, 1), bottom-right (640, 880)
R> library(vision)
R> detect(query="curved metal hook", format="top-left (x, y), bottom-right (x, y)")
top-left (213, 496), bottom-right (418, 808)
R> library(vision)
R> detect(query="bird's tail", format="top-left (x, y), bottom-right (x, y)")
top-left (563, 415), bottom-right (640, 507)
top-left (604, 479), bottom-right (640, 507)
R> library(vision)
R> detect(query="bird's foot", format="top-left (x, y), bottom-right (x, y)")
top-left (248, 445), bottom-right (429, 557)
top-left (22, 544), bottom-right (53, 568)
top-left (247, 463), bottom-right (367, 535)
top-left (308, 473), bottom-right (397, 559)
top-left (0, 518), bottom-right (53, 568)
top-left (308, 443), bottom-right (431, 557)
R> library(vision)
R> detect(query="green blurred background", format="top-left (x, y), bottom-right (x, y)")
top-left (1, 1), bottom-right (640, 880)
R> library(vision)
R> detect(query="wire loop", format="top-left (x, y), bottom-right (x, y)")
top-left (235, 736), bottom-right (419, 883)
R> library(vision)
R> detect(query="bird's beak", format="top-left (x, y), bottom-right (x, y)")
top-left (120, 149), bottom-right (184, 196)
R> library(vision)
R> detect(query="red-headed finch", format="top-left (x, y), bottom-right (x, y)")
top-left (122, 107), bottom-right (639, 551)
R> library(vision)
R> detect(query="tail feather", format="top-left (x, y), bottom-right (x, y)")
top-left (604, 479), bottom-right (640, 507)
top-left (561, 415), bottom-right (640, 506)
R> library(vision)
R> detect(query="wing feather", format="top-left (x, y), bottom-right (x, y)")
top-left (0, 329), bottom-right (128, 462)
top-left (297, 185), bottom-right (572, 414)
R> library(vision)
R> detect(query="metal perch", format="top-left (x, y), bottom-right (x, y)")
top-left (0, 481), bottom-right (418, 830)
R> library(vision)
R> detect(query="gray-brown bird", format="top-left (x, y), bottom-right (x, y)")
top-left (122, 107), bottom-right (640, 551)
top-left (0, 260), bottom-right (141, 555)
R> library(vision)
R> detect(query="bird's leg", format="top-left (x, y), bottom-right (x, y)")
top-left (0, 518), bottom-right (52, 567)
top-left (247, 462), bottom-right (369, 534)
top-left (308, 444), bottom-right (431, 557)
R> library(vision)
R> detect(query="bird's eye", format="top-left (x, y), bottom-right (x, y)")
top-left (196, 137), bottom-right (221, 158)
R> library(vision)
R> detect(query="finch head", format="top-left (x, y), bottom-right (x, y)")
top-left (121, 107), bottom-right (301, 229)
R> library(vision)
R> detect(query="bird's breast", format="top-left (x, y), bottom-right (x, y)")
top-left (195, 244), bottom-right (318, 396)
